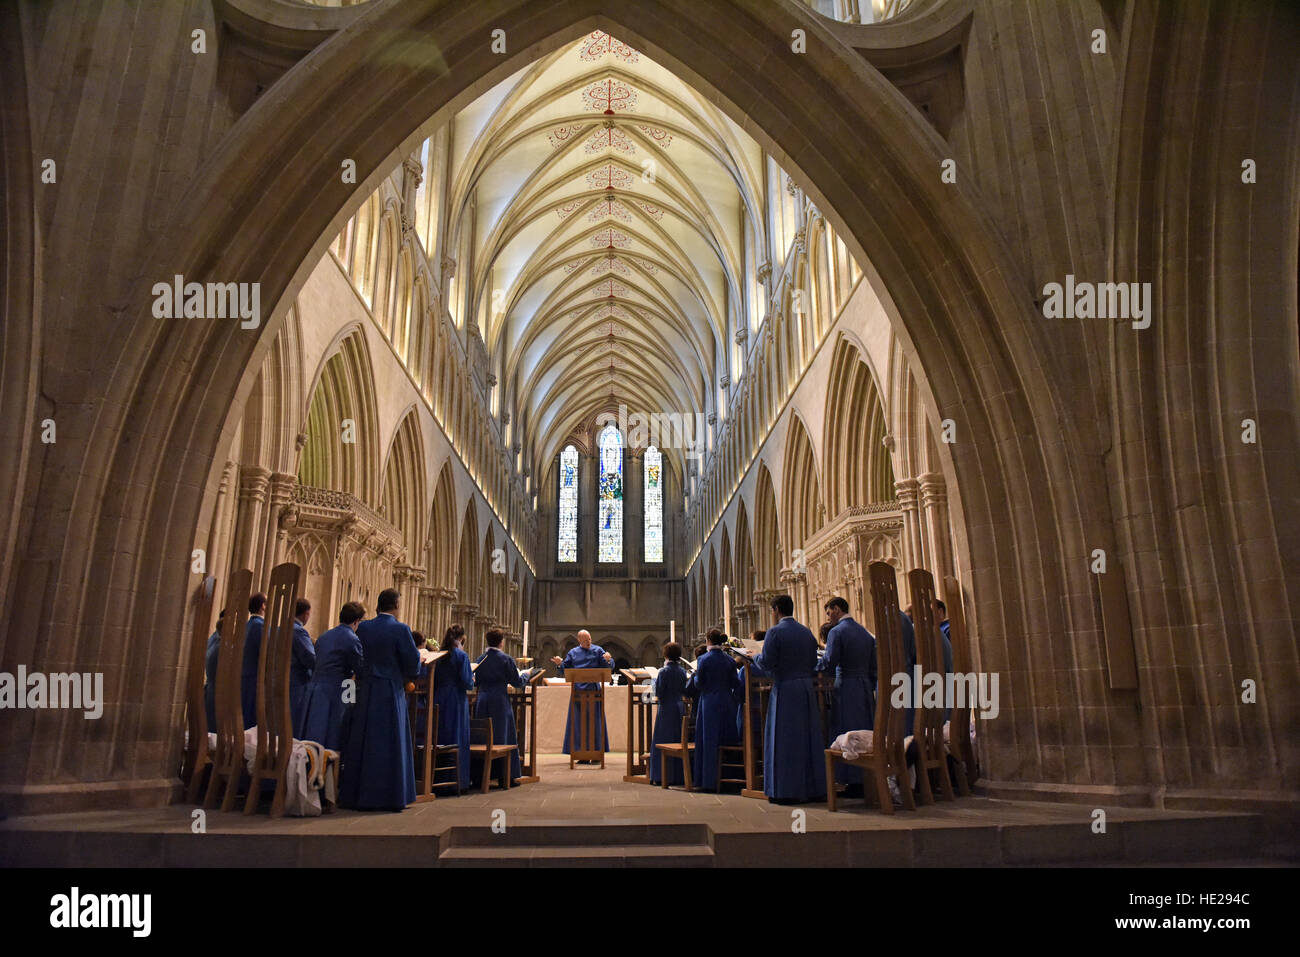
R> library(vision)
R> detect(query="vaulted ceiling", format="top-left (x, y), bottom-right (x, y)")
top-left (444, 30), bottom-right (771, 477)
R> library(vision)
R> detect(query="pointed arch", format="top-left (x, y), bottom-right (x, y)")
top-left (428, 460), bottom-right (458, 589)
top-left (753, 461), bottom-right (781, 593)
top-left (379, 408), bottom-right (427, 565)
top-left (824, 336), bottom-right (894, 517)
top-left (456, 499), bottom-right (479, 609)
top-left (733, 498), bottom-right (755, 610)
top-left (781, 411), bottom-right (824, 556)
top-left (298, 328), bottom-right (381, 503)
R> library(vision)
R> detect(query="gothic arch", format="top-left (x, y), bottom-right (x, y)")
top-left (824, 335), bottom-right (894, 517)
top-left (780, 411), bottom-right (824, 555)
top-left (297, 328), bottom-right (381, 504)
top-left (379, 408), bottom-right (427, 566)
top-left (752, 461), bottom-right (781, 593)
top-left (427, 460), bottom-right (458, 590)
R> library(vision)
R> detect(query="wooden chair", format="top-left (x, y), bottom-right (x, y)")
top-left (204, 569), bottom-right (253, 811)
top-left (908, 568), bottom-right (956, 805)
top-left (469, 717), bottom-right (514, 793)
top-left (825, 561), bottom-right (915, 814)
top-left (943, 574), bottom-right (977, 795)
top-left (621, 667), bottom-right (656, 784)
top-left (564, 667), bottom-right (611, 768)
top-left (182, 575), bottom-right (216, 803)
top-left (245, 561), bottom-right (302, 817)
top-left (654, 700), bottom-right (695, 792)
top-left (512, 669), bottom-right (545, 783)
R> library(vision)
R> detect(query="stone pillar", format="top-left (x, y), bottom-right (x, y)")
top-left (206, 460), bottom-right (238, 595)
top-left (230, 466), bottom-right (270, 586)
top-left (474, 613), bottom-right (494, 659)
top-left (894, 477), bottom-right (924, 573)
top-left (261, 472), bottom-right (296, 581)
top-left (919, 472), bottom-right (954, 586)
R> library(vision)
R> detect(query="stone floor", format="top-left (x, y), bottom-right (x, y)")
top-left (0, 755), bottom-right (1280, 867)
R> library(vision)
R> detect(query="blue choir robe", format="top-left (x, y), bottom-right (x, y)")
top-left (338, 613), bottom-right (421, 811)
top-left (240, 615), bottom-right (265, 729)
top-left (817, 616), bottom-right (878, 786)
top-left (938, 621), bottom-right (954, 722)
top-left (473, 648), bottom-right (524, 781)
top-left (203, 629), bottom-right (220, 733)
top-left (753, 617), bottom-right (827, 802)
top-left (689, 648), bottom-right (742, 790)
top-left (298, 624), bottom-right (363, 751)
top-left (735, 657), bottom-right (765, 740)
top-left (648, 661), bottom-right (689, 785)
top-left (434, 647), bottom-right (473, 789)
top-left (289, 620), bottom-right (316, 738)
top-left (559, 644), bottom-right (612, 753)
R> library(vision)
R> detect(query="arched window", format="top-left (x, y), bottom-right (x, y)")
top-left (597, 424), bottom-right (623, 562)
top-left (557, 445), bottom-right (578, 562)
top-left (644, 446), bottom-right (663, 563)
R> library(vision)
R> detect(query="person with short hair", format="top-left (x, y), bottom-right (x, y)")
top-left (298, 602), bottom-right (365, 751)
top-left (817, 596), bottom-right (878, 793)
top-left (339, 589), bottom-right (422, 811)
top-left (289, 597), bottom-right (316, 737)
top-left (688, 629), bottom-right (743, 791)
top-left (240, 593), bottom-right (267, 729)
top-left (743, 594), bottom-right (826, 804)
top-left (550, 630), bottom-right (614, 760)
top-left (203, 609), bottom-right (226, 734)
top-left (649, 641), bottom-right (689, 786)
top-left (474, 629), bottom-right (525, 784)
top-left (434, 624), bottom-right (473, 790)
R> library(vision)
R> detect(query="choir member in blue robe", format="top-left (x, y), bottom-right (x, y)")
top-left (748, 595), bottom-right (827, 804)
top-left (409, 632), bottom-right (429, 747)
top-left (299, 602), bottom-right (365, 751)
top-left (932, 601), bottom-right (955, 721)
top-left (339, 590), bottom-right (421, 811)
top-left (648, 642), bottom-right (689, 786)
top-left (240, 593), bottom-right (267, 729)
top-left (434, 624), bottom-right (473, 790)
top-left (551, 630), bottom-right (614, 759)
top-left (203, 609), bottom-right (224, 734)
top-left (289, 598), bottom-right (316, 738)
top-left (817, 597), bottom-right (878, 790)
top-left (899, 610), bottom-right (918, 735)
top-left (689, 630), bottom-right (743, 790)
top-left (474, 629), bottom-right (525, 783)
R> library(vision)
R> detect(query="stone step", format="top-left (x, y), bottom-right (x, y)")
top-left (438, 844), bottom-right (715, 867)
top-left (442, 822), bottom-right (710, 848)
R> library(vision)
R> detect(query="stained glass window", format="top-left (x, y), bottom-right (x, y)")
top-left (644, 446), bottom-right (663, 563)
top-left (558, 445), bottom-right (578, 562)
top-left (597, 424), bottom-right (623, 562)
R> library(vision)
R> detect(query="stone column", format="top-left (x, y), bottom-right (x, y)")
top-left (230, 466), bottom-right (270, 586)
top-left (261, 472), bottom-right (296, 580)
top-left (919, 472), bottom-right (954, 586)
top-left (894, 477), bottom-right (924, 573)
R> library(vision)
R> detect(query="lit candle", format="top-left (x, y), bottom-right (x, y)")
top-left (723, 584), bottom-right (731, 638)
top-left (523, 620), bottom-right (529, 656)
top-left (670, 619), bottom-right (676, 643)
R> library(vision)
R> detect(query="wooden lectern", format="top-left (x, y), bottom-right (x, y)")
top-left (510, 668), bottom-right (546, 783)
top-left (564, 668), bottom-right (612, 768)
top-left (621, 668), bottom-right (656, 784)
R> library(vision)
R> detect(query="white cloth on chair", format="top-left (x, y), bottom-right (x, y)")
top-left (238, 728), bottom-right (339, 816)
top-left (830, 730), bottom-right (874, 760)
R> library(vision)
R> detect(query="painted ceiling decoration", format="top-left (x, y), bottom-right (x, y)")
top-left (443, 29), bottom-right (773, 481)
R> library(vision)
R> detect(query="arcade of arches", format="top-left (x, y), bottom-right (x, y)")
top-left (1, 0), bottom-right (1296, 833)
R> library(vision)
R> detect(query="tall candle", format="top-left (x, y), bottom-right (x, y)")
top-left (523, 620), bottom-right (529, 656)
top-left (723, 584), bottom-right (732, 638)
top-left (670, 619), bottom-right (676, 643)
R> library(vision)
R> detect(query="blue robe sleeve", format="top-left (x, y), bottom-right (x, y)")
top-left (458, 650), bottom-right (473, 690)
top-left (397, 625), bottom-right (421, 678)
top-left (753, 632), bottom-right (778, 674)
top-left (507, 656), bottom-right (524, 690)
top-left (292, 626), bottom-right (316, 675)
top-left (819, 629), bottom-right (840, 672)
top-left (348, 633), bottom-right (364, 675)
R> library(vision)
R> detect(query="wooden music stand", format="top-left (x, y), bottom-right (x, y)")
top-left (564, 668), bottom-right (611, 768)
top-left (182, 575), bottom-right (216, 802)
top-left (511, 669), bottom-right (545, 783)
top-left (204, 569), bottom-right (252, 811)
top-left (908, 568), bottom-right (956, 805)
top-left (620, 668), bottom-right (656, 784)
top-left (244, 562), bottom-right (301, 817)
top-left (825, 560), bottom-right (914, 813)
top-left (943, 574), bottom-right (977, 795)
top-left (408, 649), bottom-right (448, 802)
top-left (731, 653), bottom-right (771, 799)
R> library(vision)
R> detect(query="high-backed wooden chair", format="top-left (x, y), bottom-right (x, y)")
top-left (205, 569), bottom-right (253, 811)
top-left (564, 667), bottom-right (612, 768)
top-left (654, 699), bottom-right (695, 792)
top-left (944, 574), bottom-right (977, 795)
top-left (732, 653), bottom-right (771, 799)
top-left (908, 568), bottom-right (956, 804)
top-left (825, 561), bottom-right (914, 813)
top-left (469, 717), bottom-right (514, 793)
top-left (182, 575), bottom-right (216, 802)
top-left (245, 562), bottom-right (301, 817)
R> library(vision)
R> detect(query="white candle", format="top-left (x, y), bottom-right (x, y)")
top-left (670, 619), bottom-right (676, 643)
top-left (523, 620), bottom-right (529, 656)
top-left (723, 584), bottom-right (731, 638)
